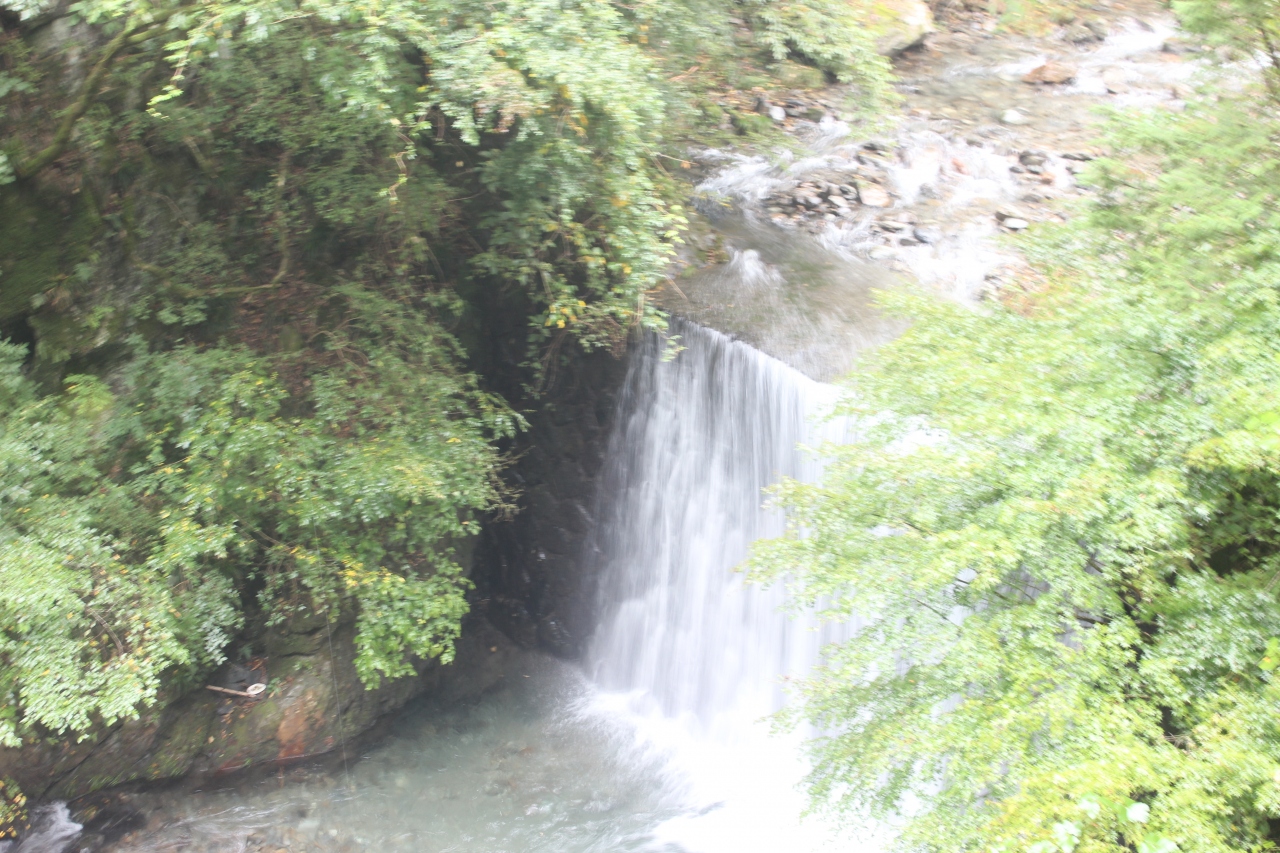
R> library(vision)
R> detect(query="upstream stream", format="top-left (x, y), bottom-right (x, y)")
top-left (10, 5), bottom-right (1204, 851)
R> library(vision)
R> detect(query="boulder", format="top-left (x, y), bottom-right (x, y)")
top-left (1022, 60), bottom-right (1077, 85)
top-left (863, 0), bottom-right (935, 56)
top-left (1101, 67), bottom-right (1129, 95)
top-left (858, 184), bottom-right (893, 208)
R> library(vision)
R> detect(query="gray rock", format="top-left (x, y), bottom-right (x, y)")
top-left (1002, 217), bottom-right (1030, 230)
top-left (913, 225), bottom-right (942, 244)
top-left (1101, 68), bottom-right (1129, 95)
top-left (1162, 37), bottom-right (1201, 55)
top-left (768, 105), bottom-right (787, 122)
top-left (1000, 109), bottom-right (1029, 126)
top-left (1064, 19), bottom-right (1106, 43)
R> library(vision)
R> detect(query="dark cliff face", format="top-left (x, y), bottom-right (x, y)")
top-left (474, 346), bottom-right (630, 660)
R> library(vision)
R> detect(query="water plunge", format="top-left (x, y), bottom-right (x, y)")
top-left (583, 319), bottom-right (868, 852)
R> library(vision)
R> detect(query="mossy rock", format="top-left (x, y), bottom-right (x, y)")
top-left (769, 60), bottom-right (828, 90)
top-left (0, 183), bottom-right (100, 324)
top-left (731, 110), bottom-right (775, 136)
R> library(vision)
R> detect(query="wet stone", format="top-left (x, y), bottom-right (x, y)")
top-left (1102, 68), bottom-right (1130, 94)
top-left (913, 225), bottom-right (942, 244)
top-left (1022, 60), bottom-right (1077, 85)
top-left (858, 184), bottom-right (893, 207)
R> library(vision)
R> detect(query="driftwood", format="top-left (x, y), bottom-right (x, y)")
top-left (205, 683), bottom-right (266, 699)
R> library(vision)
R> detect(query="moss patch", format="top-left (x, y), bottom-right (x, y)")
top-left (0, 182), bottom-right (100, 324)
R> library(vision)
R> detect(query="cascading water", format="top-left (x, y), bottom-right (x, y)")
top-left (590, 319), bottom-right (839, 718)
top-left (580, 319), bottom-right (872, 853)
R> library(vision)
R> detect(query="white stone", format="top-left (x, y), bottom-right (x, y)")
top-left (858, 184), bottom-right (893, 208)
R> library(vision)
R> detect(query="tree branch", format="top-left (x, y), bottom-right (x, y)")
top-left (14, 16), bottom-right (138, 179)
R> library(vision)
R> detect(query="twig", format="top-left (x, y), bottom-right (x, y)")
top-left (15, 16), bottom-right (138, 179)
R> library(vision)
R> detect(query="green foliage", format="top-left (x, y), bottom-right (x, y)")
top-left (743, 0), bottom-right (892, 95)
top-left (0, 0), bottom-right (895, 750)
top-left (1, 0), bottom-right (890, 357)
top-left (0, 290), bottom-right (517, 742)
top-left (1174, 0), bottom-right (1280, 97)
top-left (751, 75), bottom-right (1280, 853)
top-left (0, 778), bottom-right (26, 839)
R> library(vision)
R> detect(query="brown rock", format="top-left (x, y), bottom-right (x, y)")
top-left (1022, 60), bottom-right (1077, 85)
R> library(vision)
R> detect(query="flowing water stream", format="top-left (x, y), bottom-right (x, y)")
top-left (11, 9), bottom-right (1206, 851)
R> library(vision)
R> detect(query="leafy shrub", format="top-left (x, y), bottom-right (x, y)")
top-left (0, 290), bottom-right (517, 744)
top-left (752, 61), bottom-right (1280, 853)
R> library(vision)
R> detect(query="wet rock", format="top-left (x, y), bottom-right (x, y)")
top-left (878, 220), bottom-right (910, 232)
top-left (1019, 150), bottom-right (1048, 167)
top-left (999, 109), bottom-right (1029, 126)
top-left (1001, 217), bottom-right (1030, 230)
top-left (1061, 151), bottom-right (1096, 161)
top-left (858, 184), bottom-right (893, 208)
top-left (1064, 19), bottom-right (1107, 44)
top-left (1101, 68), bottom-right (1129, 95)
top-left (866, 0), bottom-right (935, 56)
top-left (1162, 36), bottom-right (1201, 55)
top-left (913, 225), bottom-right (942, 244)
top-left (1022, 60), bottom-right (1077, 85)
top-left (995, 205), bottom-right (1027, 222)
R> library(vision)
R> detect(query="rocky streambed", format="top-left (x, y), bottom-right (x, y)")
top-left (667, 0), bottom-right (1204, 372)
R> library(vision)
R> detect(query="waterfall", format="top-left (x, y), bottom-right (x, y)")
top-left (584, 318), bottom-right (872, 852)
